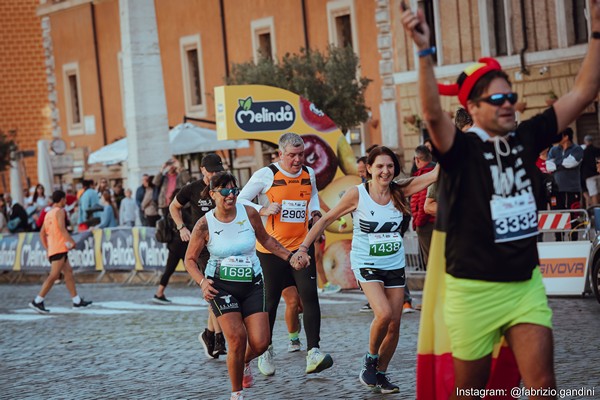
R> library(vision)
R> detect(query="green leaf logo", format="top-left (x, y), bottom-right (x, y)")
top-left (242, 97), bottom-right (252, 111)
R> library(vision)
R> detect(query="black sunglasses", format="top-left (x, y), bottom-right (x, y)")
top-left (213, 187), bottom-right (240, 197)
top-left (475, 92), bottom-right (518, 106)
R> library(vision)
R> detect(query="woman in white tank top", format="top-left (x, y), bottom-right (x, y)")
top-left (293, 146), bottom-right (438, 394)
top-left (184, 172), bottom-right (309, 400)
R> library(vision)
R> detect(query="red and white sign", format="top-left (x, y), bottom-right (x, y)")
top-left (538, 212), bottom-right (571, 230)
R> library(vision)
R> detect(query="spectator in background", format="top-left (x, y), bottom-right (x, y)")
top-left (119, 188), bottom-right (137, 227)
top-left (136, 174), bottom-right (149, 226)
top-left (581, 135), bottom-right (600, 206)
top-left (113, 181), bottom-right (125, 210)
top-left (547, 128), bottom-right (584, 211)
top-left (96, 178), bottom-right (110, 199)
top-left (141, 176), bottom-right (159, 227)
top-left (32, 184), bottom-right (49, 210)
top-left (94, 190), bottom-right (118, 229)
top-left (78, 180), bottom-right (101, 226)
top-left (454, 107), bottom-right (473, 132)
top-left (357, 156), bottom-right (368, 183)
top-left (153, 158), bottom-right (191, 215)
top-left (5, 194), bottom-right (29, 233)
top-left (411, 145), bottom-right (436, 268)
top-left (0, 197), bottom-right (9, 233)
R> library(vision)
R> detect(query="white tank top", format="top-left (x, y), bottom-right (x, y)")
top-left (205, 203), bottom-right (261, 277)
top-left (350, 183), bottom-right (406, 271)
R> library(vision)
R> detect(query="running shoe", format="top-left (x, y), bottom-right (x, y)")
top-left (73, 298), bottom-right (92, 308)
top-left (359, 354), bottom-right (378, 388)
top-left (376, 372), bottom-right (400, 394)
top-left (230, 390), bottom-right (244, 400)
top-left (306, 347), bottom-right (333, 374)
top-left (242, 363), bottom-right (254, 388)
top-left (28, 300), bottom-right (50, 314)
top-left (199, 329), bottom-right (217, 359)
top-left (402, 302), bottom-right (415, 314)
top-left (152, 295), bottom-right (172, 305)
top-left (213, 332), bottom-right (227, 357)
top-left (288, 338), bottom-right (302, 353)
top-left (359, 303), bottom-right (373, 313)
top-left (319, 282), bottom-right (342, 295)
top-left (257, 344), bottom-right (276, 376)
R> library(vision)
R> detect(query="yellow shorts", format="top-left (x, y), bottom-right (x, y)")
top-left (443, 267), bottom-right (553, 361)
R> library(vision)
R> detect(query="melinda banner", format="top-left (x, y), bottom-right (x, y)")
top-left (0, 228), bottom-right (171, 272)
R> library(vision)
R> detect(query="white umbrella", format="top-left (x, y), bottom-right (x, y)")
top-left (168, 123), bottom-right (249, 155)
top-left (37, 140), bottom-right (54, 192)
top-left (88, 138), bottom-right (129, 165)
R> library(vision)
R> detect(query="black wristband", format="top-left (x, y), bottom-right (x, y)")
top-left (592, 31), bottom-right (600, 39)
top-left (286, 251), bottom-right (294, 263)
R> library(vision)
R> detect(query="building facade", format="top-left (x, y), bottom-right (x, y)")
top-left (1, 0), bottom-right (598, 192)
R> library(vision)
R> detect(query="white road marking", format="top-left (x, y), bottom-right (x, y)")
top-left (95, 301), bottom-right (203, 312)
top-left (0, 314), bottom-right (53, 321)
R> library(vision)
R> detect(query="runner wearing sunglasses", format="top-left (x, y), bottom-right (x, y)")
top-left (402, 1), bottom-right (600, 398)
top-left (184, 172), bottom-right (309, 400)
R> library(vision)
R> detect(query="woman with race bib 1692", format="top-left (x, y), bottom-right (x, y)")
top-left (292, 146), bottom-right (438, 394)
top-left (184, 172), bottom-right (309, 400)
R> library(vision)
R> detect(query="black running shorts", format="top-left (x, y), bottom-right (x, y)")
top-left (207, 272), bottom-right (265, 319)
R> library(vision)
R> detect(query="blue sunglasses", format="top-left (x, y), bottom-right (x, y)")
top-left (475, 92), bottom-right (518, 106)
top-left (213, 187), bottom-right (239, 197)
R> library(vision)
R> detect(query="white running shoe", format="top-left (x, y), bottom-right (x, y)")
top-left (306, 347), bottom-right (333, 374)
top-left (257, 344), bottom-right (276, 376)
top-left (230, 390), bottom-right (244, 400)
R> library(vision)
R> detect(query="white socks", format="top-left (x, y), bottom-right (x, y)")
top-left (72, 295), bottom-right (81, 304)
top-left (35, 296), bottom-right (44, 303)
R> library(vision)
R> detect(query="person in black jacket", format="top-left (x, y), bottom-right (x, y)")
top-left (5, 194), bottom-right (30, 232)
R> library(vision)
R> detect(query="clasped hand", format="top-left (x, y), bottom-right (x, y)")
top-left (290, 251), bottom-right (310, 270)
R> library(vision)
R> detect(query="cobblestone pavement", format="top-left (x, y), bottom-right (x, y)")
top-left (0, 282), bottom-right (599, 400)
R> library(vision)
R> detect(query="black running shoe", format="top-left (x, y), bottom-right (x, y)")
top-left (359, 354), bottom-right (378, 387)
top-left (213, 332), bottom-right (227, 357)
top-left (73, 298), bottom-right (93, 308)
top-left (152, 295), bottom-right (172, 305)
top-left (376, 372), bottom-right (399, 394)
top-left (29, 300), bottom-right (50, 314)
top-left (199, 329), bottom-right (217, 359)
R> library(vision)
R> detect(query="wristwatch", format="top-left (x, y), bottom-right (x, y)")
top-left (177, 223), bottom-right (185, 231)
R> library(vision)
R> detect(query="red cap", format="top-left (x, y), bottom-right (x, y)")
top-left (437, 57), bottom-right (502, 107)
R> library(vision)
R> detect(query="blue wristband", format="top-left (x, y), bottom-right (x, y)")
top-left (418, 46), bottom-right (436, 58)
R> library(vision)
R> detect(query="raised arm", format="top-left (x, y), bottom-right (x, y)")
top-left (554, 0), bottom-right (600, 133)
top-left (400, 5), bottom-right (456, 154)
top-left (401, 164), bottom-right (439, 197)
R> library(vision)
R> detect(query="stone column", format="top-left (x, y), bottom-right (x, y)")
top-left (120, 0), bottom-right (170, 189)
top-left (375, 0), bottom-right (400, 150)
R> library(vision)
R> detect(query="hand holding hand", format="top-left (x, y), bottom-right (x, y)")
top-left (290, 251), bottom-right (310, 270)
top-left (200, 278), bottom-right (218, 301)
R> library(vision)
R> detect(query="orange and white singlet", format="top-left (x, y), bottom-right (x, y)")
top-left (44, 207), bottom-right (71, 257)
top-left (239, 163), bottom-right (319, 253)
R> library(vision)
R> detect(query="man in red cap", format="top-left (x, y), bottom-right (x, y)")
top-left (402, 1), bottom-right (600, 398)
